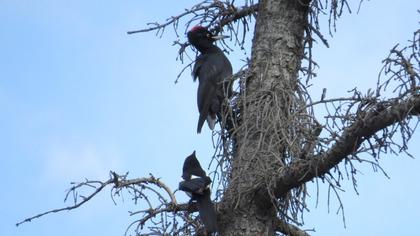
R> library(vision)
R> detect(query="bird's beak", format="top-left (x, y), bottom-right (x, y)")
top-left (212, 35), bottom-right (229, 40)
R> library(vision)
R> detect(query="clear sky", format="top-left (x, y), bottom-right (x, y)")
top-left (1, 1), bottom-right (419, 235)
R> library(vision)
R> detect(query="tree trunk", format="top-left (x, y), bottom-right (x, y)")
top-left (219, 0), bottom-right (309, 235)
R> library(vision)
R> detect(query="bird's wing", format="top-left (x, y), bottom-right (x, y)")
top-left (178, 177), bottom-right (211, 195)
top-left (192, 54), bottom-right (205, 82)
top-left (196, 55), bottom-right (223, 133)
top-left (195, 51), bottom-right (233, 133)
top-left (197, 79), bottom-right (217, 133)
top-left (179, 178), bottom-right (217, 233)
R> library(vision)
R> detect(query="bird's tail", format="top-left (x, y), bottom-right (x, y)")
top-left (206, 115), bottom-right (217, 130)
top-left (197, 115), bottom-right (206, 133)
top-left (197, 114), bottom-right (216, 133)
top-left (197, 192), bottom-right (218, 233)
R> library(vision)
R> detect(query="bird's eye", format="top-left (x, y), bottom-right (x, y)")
top-left (207, 34), bottom-right (211, 38)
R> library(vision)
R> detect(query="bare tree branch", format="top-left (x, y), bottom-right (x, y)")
top-left (127, 1), bottom-right (259, 36)
top-left (213, 3), bottom-right (259, 34)
top-left (274, 94), bottom-right (420, 198)
top-left (16, 178), bottom-right (114, 227)
top-left (275, 218), bottom-right (312, 236)
top-left (17, 171), bottom-right (203, 235)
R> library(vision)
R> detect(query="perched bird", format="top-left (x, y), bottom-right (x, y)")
top-left (187, 26), bottom-right (233, 133)
top-left (182, 150), bottom-right (207, 180)
top-left (179, 151), bottom-right (218, 234)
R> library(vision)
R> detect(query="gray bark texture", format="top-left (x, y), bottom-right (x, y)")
top-left (219, 0), bottom-right (310, 235)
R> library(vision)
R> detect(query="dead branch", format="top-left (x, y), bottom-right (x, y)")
top-left (16, 177), bottom-right (114, 227)
top-left (16, 171), bottom-right (203, 235)
top-left (275, 218), bottom-right (312, 236)
top-left (274, 93), bottom-right (420, 198)
top-left (127, 1), bottom-right (259, 36)
top-left (127, 1), bottom-right (216, 35)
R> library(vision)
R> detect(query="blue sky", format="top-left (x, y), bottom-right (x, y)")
top-left (1, 1), bottom-right (419, 235)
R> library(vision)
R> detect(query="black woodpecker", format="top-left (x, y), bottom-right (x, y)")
top-left (187, 26), bottom-right (233, 133)
top-left (179, 151), bottom-right (218, 234)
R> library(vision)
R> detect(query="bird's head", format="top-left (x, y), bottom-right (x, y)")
top-left (187, 25), bottom-right (228, 52)
top-left (182, 150), bottom-right (207, 180)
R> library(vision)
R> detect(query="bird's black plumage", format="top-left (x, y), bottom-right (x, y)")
top-left (179, 151), bottom-right (218, 233)
top-left (182, 151), bottom-right (207, 180)
top-left (187, 26), bottom-right (233, 133)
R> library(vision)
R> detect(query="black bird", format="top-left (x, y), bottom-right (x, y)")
top-left (187, 26), bottom-right (233, 133)
top-left (179, 151), bottom-right (218, 233)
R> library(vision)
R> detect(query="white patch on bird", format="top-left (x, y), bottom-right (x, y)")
top-left (206, 115), bottom-right (216, 130)
top-left (191, 175), bottom-right (202, 179)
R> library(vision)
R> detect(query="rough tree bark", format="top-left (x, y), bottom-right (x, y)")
top-left (219, 0), bottom-right (310, 235)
